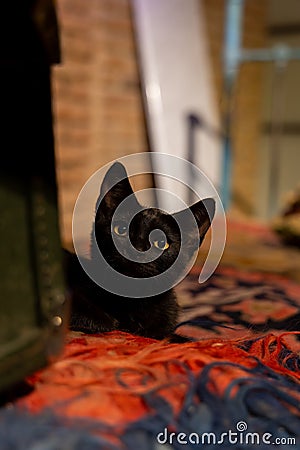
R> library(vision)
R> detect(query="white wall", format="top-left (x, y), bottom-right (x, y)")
top-left (132, 0), bottom-right (222, 209)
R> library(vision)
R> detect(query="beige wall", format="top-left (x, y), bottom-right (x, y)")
top-left (258, 0), bottom-right (300, 219)
top-left (203, 0), bottom-right (268, 216)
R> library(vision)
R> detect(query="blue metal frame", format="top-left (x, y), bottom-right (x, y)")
top-left (221, 0), bottom-right (300, 212)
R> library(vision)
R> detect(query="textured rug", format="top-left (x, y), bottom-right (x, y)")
top-left (177, 266), bottom-right (300, 345)
top-left (1, 222), bottom-right (300, 449)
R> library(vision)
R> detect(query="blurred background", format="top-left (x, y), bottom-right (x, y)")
top-left (1, 0), bottom-right (300, 401)
top-left (52, 0), bottom-right (300, 248)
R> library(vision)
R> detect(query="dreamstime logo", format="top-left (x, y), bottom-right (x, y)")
top-left (156, 421), bottom-right (297, 446)
top-left (72, 152), bottom-right (226, 298)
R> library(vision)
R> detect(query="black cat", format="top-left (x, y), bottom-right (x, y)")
top-left (65, 162), bottom-right (215, 341)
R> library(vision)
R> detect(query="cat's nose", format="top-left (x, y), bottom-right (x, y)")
top-left (128, 233), bottom-right (151, 252)
top-left (131, 241), bottom-right (150, 252)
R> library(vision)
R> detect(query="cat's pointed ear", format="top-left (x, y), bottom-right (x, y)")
top-left (190, 198), bottom-right (215, 240)
top-left (97, 162), bottom-right (137, 212)
top-left (174, 198), bottom-right (215, 242)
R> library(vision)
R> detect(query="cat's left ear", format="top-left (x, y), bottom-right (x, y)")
top-left (97, 162), bottom-right (139, 213)
top-left (175, 198), bottom-right (215, 241)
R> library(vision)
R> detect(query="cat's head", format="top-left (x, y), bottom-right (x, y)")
top-left (91, 162), bottom-right (215, 281)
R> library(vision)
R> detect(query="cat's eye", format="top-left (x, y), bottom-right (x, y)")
top-left (113, 223), bottom-right (128, 236)
top-left (153, 239), bottom-right (169, 251)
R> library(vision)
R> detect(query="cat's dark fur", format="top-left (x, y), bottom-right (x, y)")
top-left (66, 162), bottom-right (215, 341)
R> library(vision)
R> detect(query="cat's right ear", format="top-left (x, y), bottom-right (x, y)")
top-left (97, 162), bottom-right (137, 213)
top-left (173, 197), bottom-right (215, 244)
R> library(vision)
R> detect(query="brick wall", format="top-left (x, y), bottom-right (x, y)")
top-left (53, 0), bottom-right (148, 245)
top-left (203, 0), bottom-right (268, 215)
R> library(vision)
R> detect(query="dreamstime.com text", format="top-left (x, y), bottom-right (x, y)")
top-left (156, 421), bottom-right (296, 446)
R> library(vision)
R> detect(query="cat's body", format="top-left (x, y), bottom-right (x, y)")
top-left (65, 248), bottom-right (179, 339)
top-left (66, 162), bottom-right (215, 341)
